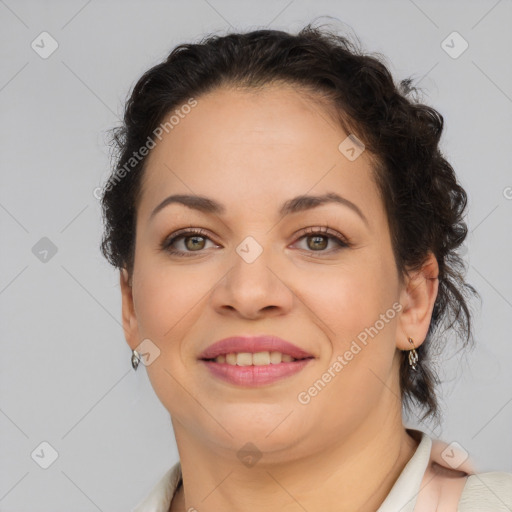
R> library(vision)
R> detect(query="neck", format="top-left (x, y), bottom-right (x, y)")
top-left (169, 410), bottom-right (419, 512)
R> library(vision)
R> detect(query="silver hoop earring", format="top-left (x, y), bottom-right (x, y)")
top-left (407, 337), bottom-right (419, 371)
top-left (131, 349), bottom-right (141, 370)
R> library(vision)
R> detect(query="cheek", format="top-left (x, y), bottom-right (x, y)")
top-left (131, 265), bottom-right (204, 410)
top-left (133, 265), bottom-right (204, 336)
top-left (295, 253), bottom-right (390, 327)
top-left (298, 251), bottom-right (399, 365)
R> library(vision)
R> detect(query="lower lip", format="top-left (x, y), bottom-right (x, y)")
top-left (200, 358), bottom-right (313, 386)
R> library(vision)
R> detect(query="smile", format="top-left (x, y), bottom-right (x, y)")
top-left (200, 354), bottom-right (314, 386)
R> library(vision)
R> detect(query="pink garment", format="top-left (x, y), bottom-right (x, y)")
top-left (413, 432), bottom-right (476, 510)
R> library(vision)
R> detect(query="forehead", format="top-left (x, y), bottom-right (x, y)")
top-left (137, 84), bottom-right (383, 226)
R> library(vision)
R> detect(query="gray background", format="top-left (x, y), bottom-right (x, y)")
top-left (1, 0), bottom-right (511, 510)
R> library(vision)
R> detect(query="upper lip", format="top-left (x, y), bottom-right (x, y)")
top-left (198, 335), bottom-right (314, 360)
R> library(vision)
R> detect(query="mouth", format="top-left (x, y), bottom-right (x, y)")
top-left (200, 355), bottom-right (314, 387)
top-left (198, 335), bottom-right (315, 386)
top-left (200, 351), bottom-right (314, 365)
top-left (198, 334), bottom-right (314, 362)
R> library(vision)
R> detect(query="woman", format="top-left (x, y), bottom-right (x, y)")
top-left (99, 23), bottom-right (512, 511)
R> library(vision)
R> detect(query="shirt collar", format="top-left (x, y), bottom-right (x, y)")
top-left (376, 428), bottom-right (432, 512)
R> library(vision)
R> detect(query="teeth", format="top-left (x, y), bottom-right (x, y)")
top-left (269, 351), bottom-right (282, 364)
top-left (213, 351), bottom-right (298, 365)
top-left (236, 352), bottom-right (253, 366)
top-left (253, 351), bottom-right (270, 365)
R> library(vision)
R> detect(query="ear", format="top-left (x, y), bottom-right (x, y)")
top-left (397, 252), bottom-right (439, 350)
top-left (120, 268), bottom-right (140, 351)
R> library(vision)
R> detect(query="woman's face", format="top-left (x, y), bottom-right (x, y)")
top-left (121, 84), bottom-right (434, 460)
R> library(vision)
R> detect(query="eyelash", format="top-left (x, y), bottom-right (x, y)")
top-left (160, 226), bottom-right (351, 258)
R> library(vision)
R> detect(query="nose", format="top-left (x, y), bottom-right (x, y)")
top-left (209, 240), bottom-right (295, 320)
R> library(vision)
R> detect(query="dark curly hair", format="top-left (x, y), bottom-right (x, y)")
top-left (99, 22), bottom-right (479, 427)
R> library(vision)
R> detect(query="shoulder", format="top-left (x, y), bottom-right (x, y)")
top-left (414, 431), bottom-right (512, 511)
top-left (457, 471), bottom-right (512, 511)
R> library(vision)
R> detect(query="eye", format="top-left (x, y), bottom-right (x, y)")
top-left (160, 228), bottom-right (218, 257)
top-left (292, 226), bottom-right (350, 254)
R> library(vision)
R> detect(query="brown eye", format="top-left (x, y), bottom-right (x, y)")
top-left (184, 235), bottom-right (207, 251)
top-left (293, 226), bottom-right (350, 254)
top-left (161, 228), bottom-right (217, 257)
top-left (306, 234), bottom-right (329, 251)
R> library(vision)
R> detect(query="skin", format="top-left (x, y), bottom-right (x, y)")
top-left (120, 83), bottom-right (440, 512)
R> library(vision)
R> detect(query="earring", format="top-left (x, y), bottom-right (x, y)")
top-left (131, 349), bottom-right (141, 370)
top-left (407, 337), bottom-right (418, 371)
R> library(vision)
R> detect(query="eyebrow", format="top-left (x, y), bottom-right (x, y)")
top-left (149, 192), bottom-right (369, 227)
